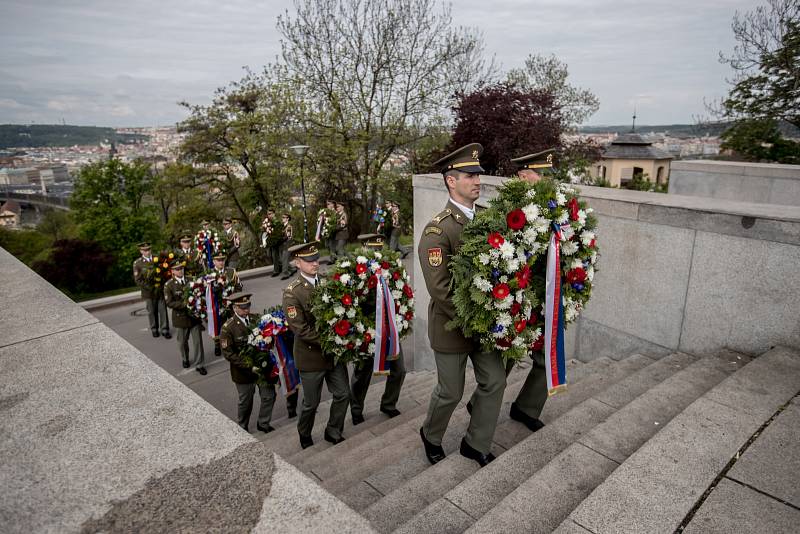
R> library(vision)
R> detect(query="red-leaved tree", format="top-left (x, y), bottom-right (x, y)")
top-left (448, 83), bottom-right (564, 176)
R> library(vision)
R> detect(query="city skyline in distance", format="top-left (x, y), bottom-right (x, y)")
top-left (1, 0), bottom-right (757, 128)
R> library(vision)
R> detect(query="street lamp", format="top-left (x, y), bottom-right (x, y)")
top-left (289, 145), bottom-right (311, 242)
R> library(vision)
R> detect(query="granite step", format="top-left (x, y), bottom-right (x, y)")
top-left (346, 358), bottom-right (600, 514)
top-left (261, 369), bottom-right (436, 457)
top-left (381, 353), bottom-right (662, 534)
top-left (554, 346), bottom-right (800, 534)
top-left (466, 352), bottom-right (750, 533)
top-left (314, 359), bottom-right (536, 496)
top-left (284, 372), bottom-right (439, 466)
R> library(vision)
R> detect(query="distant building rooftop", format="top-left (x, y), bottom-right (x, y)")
top-left (603, 133), bottom-right (673, 160)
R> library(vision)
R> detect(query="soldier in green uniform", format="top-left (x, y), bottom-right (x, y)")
top-left (220, 292), bottom-right (277, 433)
top-left (210, 252), bottom-right (243, 357)
top-left (164, 260), bottom-right (206, 375)
top-left (417, 143), bottom-right (507, 467)
top-left (222, 217), bottom-right (241, 270)
top-left (132, 242), bottom-right (171, 339)
top-left (279, 213), bottom-right (296, 280)
top-left (323, 200), bottom-right (336, 264)
top-left (511, 148), bottom-right (555, 185)
top-left (282, 241), bottom-right (350, 449)
top-left (333, 202), bottom-right (349, 261)
top-left (174, 231), bottom-right (200, 278)
top-left (348, 233), bottom-right (407, 425)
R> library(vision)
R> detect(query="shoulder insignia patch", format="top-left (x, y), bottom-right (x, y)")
top-left (424, 226), bottom-right (442, 236)
top-left (432, 208), bottom-right (453, 224)
top-left (287, 305), bottom-right (297, 318)
top-left (427, 247), bottom-right (443, 267)
top-left (286, 280), bottom-right (300, 292)
top-left (220, 338), bottom-right (228, 349)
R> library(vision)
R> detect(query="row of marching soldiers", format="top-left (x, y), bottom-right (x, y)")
top-left (221, 233), bottom-right (405, 444)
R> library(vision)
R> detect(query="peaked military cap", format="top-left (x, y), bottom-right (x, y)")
top-left (213, 252), bottom-right (227, 261)
top-left (200, 220), bottom-right (210, 226)
top-left (222, 217), bottom-right (233, 224)
top-left (179, 231), bottom-right (192, 240)
top-left (289, 241), bottom-right (320, 261)
top-left (228, 292), bottom-right (252, 306)
top-left (170, 259), bottom-right (186, 269)
top-left (137, 242), bottom-right (151, 248)
top-left (358, 233), bottom-right (385, 249)
top-left (511, 148), bottom-right (556, 170)
top-left (433, 143), bottom-right (485, 174)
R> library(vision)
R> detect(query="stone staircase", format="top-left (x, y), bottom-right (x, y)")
top-left (258, 347), bottom-right (800, 533)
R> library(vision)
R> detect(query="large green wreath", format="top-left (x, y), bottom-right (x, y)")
top-left (312, 248), bottom-right (414, 365)
top-left (450, 179), bottom-right (599, 362)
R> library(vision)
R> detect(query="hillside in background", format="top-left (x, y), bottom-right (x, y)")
top-left (0, 124), bottom-right (149, 149)
top-left (579, 123), bottom-right (729, 137)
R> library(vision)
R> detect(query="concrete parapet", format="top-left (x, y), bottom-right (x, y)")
top-left (412, 175), bottom-right (800, 369)
top-left (0, 247), bottom-right (372, 533)
top-left (669, 160), bottom-right (800, 206)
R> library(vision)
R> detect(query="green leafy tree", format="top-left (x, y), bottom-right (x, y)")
top-left (721, 118), bottom-right (800, 163)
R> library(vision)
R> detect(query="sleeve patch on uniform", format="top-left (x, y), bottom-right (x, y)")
top-left (424, 226), bottom-right (442, 235)
top-left (287, 305), bottom-right (297, 318)
top-left (428, 247), bottom-right (443, 267)
top-left (220, 338), bottom-right (228, 349)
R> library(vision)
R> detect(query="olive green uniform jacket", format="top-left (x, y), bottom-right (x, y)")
top-left (417, 199), bottom-right (484, 354)
top-left (282, 276), bottom-right (331, 372)
top-left (220, 313), bottom-right (259, 384)
top-left (164, 278), bottom-right (196, 329)
top-left (133, 256), bottom-right (157, 299)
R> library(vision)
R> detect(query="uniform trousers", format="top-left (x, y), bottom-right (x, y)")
top-left (389, 228), bottom-right (401, 252)
top-left (350, 350), bottom-right (406, 417)
top-left (176, 323), bottom-right (205, 367)
top-left (145, 297), bottom-right (169, 334)
top-left (423, 349), bottom-right (506, 454)
top-left (297, 362), bottom-right (350, 440)
top-left (235, 382), bottom-right (276, 430)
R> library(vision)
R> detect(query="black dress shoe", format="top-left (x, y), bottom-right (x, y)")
top-left (270, 271), bottom-right (281, 277)
top-left (214, 345), bottom-right (222, 357)
top-left (466, 401), bottom-right (473, 415)
top-left (324, 430), bottom-right (345, 444)
top-left (509, 402), bottom-right (545, 432)
top-left (152, 331), bottom-right (160, 338)
top-left (420, 427), bottom-right (446, 465)
top-left (299, 434), bottom-right (314, 449)
top-left (352, 413), bottom-right (365, 425)
top-left (280, 274), bottom-right (292, 280)
top-left (257, 424), bottom-right (275, 433)
top-left (459, 438), bottom-right (496, 467)
top-left (182, 360), bottom-right (190, 368)
top-left (287, 409), bottom-right (297, 419)
top-left (196, 366), bottom-right (207, 375)
top-left (380, 407), bottom-right (401, 418)
top-left (162, 332), bottom-right (172, 339)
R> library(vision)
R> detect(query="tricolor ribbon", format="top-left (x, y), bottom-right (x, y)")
top-left (272, 332), bottom-right (301, 397)
top-left (205, 281), bottom-right (221, 339)
top-left (544, 223), bottom-right (567, 395)
top-left (204, 238), bottom-right (214, 270)
top-left (373, 273), bottom-right (400, 375)
top-left (315, 216), bottom-right (324, 241)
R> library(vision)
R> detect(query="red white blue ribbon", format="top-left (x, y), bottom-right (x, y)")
top-left (273, 333), bottom-right (301, 397)
top-left (544, 223), bottom-right (567, 395)
top-left (205, 282), bottom-right (221, 339)
top-left (373, 273), bottom-right (400, 374)
top-left (203, 239), bottom-right (214, 270)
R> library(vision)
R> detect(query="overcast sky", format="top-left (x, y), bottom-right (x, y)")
top-left (0, 0), bottom-right (757, 127)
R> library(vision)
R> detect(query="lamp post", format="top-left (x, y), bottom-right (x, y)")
top-left (289, 145), bottom-right (311, 242)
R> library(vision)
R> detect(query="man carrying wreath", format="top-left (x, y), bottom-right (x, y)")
top-left (164, 260), bottom-right (206, 375)
top-left (417, 143), bottom-right (506, 467)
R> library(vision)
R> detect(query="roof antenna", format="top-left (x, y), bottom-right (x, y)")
top-left (631, 105), bottom-right (637, 133)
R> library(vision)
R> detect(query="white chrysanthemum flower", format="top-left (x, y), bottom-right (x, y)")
top-left (407, 298), bottom-right (414, 307)
top-left (340, 261), bottom-right (351, 268)
top-left (570, 258), bottom-right (583, 270)
top-left (399, 304), bottom-right (408, 314)
top-left (392, 290), bottom-right (402, 300)
top-left (473, 275), bottom-right (492, 292)
top-left (340, 274), bottom-right (351, 285)
top-left (374, 252), bottom-right (382, 260)
top-left (356, 255), bottom-right (367, 264)
top-left (355, 322), bottom-right (365, 333)
top-left (500, 241), bottom-right (515, 260)
top-left (496, 312), bottom-right (512, 326)
top-left (402, 319), bottom-right (408, 330)
top-left (370, 262), bottom-right (379, 272)
top-left (335, 336), bottom-right (346, 345)
top-left (565, 303), bottom-right (578, 322)
top-left (333, 305), bottom-right (345, 316)
top-left (368, 343), bottom-right (376, 353)
top-left (490, 248), bottom-right (501, 259)
top-left (581, 231), bottom-right (595, 247)
top-left (577, 209), bottom-right (587, 227)
top-left (328, 318), bottom-right (337, 325)
top-left (586, 207), bottom-right (594, 214)
top-left (495, 296), bottom-right (513, 310)
top-left (478, 253), bottom-right (491, 265)
top-left (506, 258), bottom-right (520, 273)
top-left (526, 189), bottom-right (537, 198)
top-left (587, 266), bottom-right (595, 282)
top-left (522, 203), bottom-right (540, 221)
top-left (556, 192), bottom-right (567, 205)
top-left (523, 305), bottom-right (532, 318)
top-left (590, 251), bottom-right (598, 264)
top-left (346, 308), bottom-right (356, 318)
top-left (396, 280), bottom-right (405, 290)
top-left (561, 241), bottom-right (578, 255)
top-left (561, 226), bottom-right (575, 241)
top-left (499, 275), bottom-right (509, 283)
top-left (534, 217), bottom-right (550, 233)
top-left (556, 211), bottom-right (570, 224)
top-left (515, 290), bottom-right (525, 303)
top-left (395, 314), bottom-right (404, 325)
top-left (512, 335), bottom-right (525, 347)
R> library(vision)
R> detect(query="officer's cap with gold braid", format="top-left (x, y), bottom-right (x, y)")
top-left (289, 241), bottom-right (320, 262)
top-left (179, 231), bottom-right (192, 241)
top-left (137, 241), bottom-right (151, 249)
top-left (357, 233), bottom-right (385, 249)
top-left (169, 259), bottom-right (186, 269)
top-left (433, 143), bottom-right (485, 174)
top-left (228, 292), bottom-right (252, 307)
top-left (511, 148), bottom-right (556, 171)
top-left (213, 252), bottom-right (227, 261)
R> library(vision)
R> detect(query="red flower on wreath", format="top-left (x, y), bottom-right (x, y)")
top-left (488, 232), bottom-right (505, 249)
top-left (403, 284), bottom-right (414, 298)
top-left (364, 332), bottom-right (372, 343)
top-left (531, 334), bottom-right (544, 352)
top-left (528, 311), bottom-right (539, 325)
top-left (510, 302), bottom-right (522, 317)
top-left (589, 238), bottom-right (596, 249)
top-left (492, 283), bottom-right (510, 300)
top-left (356, 263), bottom-right (368, 275)
top-left (496, 337), bottom-right (513, 349)
top-left (566, 267), bottom-right (587, 285)
top-left (333, 273), bottom-right (341, 281)
top-left (506, 209), bottom-right (527, 230)
top-left (392, 271), bottom-right (400, 280)
top-left (516, 264), bottom-right (531, 289)
top-left (334, 319), bottom-right (351, 336)
top-left (346, 342), bottom-right (355, 349)
top-left (405, 311), bottom-right (414, 321)
top-left (514, 319), bottom-right (527, 333)
top-left (567, 198), bottom-right (580, 221)
top-left (367, 275), bottom-right (378, 289)
top-left (341, 294), bottom-right (353, 306)
top-left (381, 261), bottom-right (390, 269)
